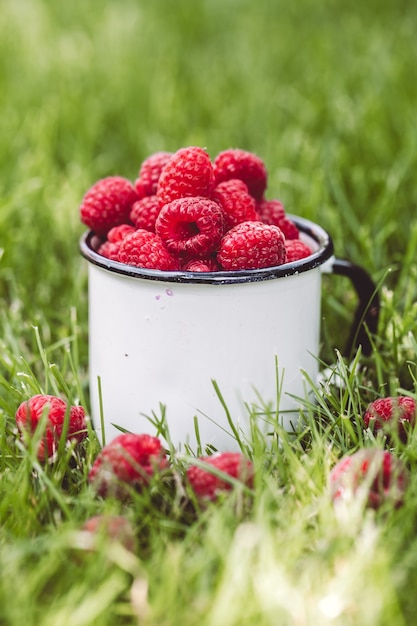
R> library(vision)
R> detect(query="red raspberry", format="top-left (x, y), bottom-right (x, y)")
top-left (363, 396), bottom-right (416, 441)
top-left (257, 199), bottom-right (300, 240)
top-left (217, 221), bottom-right (287, 270)
top-left (88, 433), bottom-right (169, 497)
top-left (129, 195), bottom-right (161, 232)
top-left (329, 449), bottom-right (408, 510)
top-left (279, 217), bottom-right (299, 240)
top-left (15, 394), bottom-right (87, 461)
top-left (107, 224), bottom-right (136, 243)
top-left (79, 176), bottom-right (139, 236)
top-left (157, 147), bottom-right (215, 207)
top-left (213, 149), bottom-right (267, 201)
top-left (256, 198), bottom-right (285, 224)
top-left (118, 229), bottom-right (179, 270)
top-left (187, 452), bottom-right (254, 501)
top-left (81, 515), bottom-right (137, 553)
top-left (285, 239), bottom-right (312, 263)
top-left (212, 179), bottom-right (258, 230)
top-left (182, 258), bottom-right (220, 272)
top-left (98, 240), bottom-right (122, 261)
top-left (98, 224), bottom-right (136, 260)
top-left (134, 151), bottom-right (173, 198)
top-left (155, 197), bottom-right (224, 260)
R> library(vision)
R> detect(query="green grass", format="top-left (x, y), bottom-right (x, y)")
top-left (1, 0), bottom-right (417, 624)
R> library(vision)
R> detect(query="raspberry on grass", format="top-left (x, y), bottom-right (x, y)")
top-left (81, 515), bottom-right (138, 553)
top-left (329, 449), bottom-right (408, 510)
top-left (212, 179), bottom-right (259, 230)
top-left (118, 229), bottom-right (180, 270)
top-left (157, 146), bottom-right (215, 207)
top-left (213, 149), bottom-right (267, 201)
top-left (285, 239), bottom-right (312, 263)
top-left (88, 433), bottom-right (169, 497)
top-left (79, 176), bottom-right (139, 236)
top-left (363, 396), bottom-right (416, 441)
top-left (217, 221), bottom-right (287, 270)
top-left (134, 151), bottom-right (173, 198)
top-left (15, 394), bottom-right (87, 461)
top-left (155, 196), bottom-right (225, 260)
top-left (187, 452), bottom-right (254, 501)
top-left (130, 195), bottom-right (161, 232)
top-left (257, 199), bottom-right (300, 240)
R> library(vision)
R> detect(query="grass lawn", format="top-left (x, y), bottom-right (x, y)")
top-left (1, 0), bottom-right (417, 624)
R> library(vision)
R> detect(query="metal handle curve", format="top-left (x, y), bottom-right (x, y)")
top-left (330, 258), bottom-right (380, 357)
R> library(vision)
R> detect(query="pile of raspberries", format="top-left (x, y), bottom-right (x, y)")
top-left (79, 147), bottom-right (313, 272)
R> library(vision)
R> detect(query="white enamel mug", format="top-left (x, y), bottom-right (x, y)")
top-left (80, 216), bottom-right (379, 451)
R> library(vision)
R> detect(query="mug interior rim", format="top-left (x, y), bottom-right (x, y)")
top-left (79, 214), bottom-right (334, 284)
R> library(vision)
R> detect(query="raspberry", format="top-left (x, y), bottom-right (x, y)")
top-left (329, 449), bottom-right (408, 509)
top-left (182, 258), bottom-right (220, 272)
top-left (213, 149), bottom-right (267, 201)
top-left (363, 396), bottom-right (416, 441)
top-left (285, 239), bottom-right (312, 263)
top-left (98, 240), bottom-right (122, 261)
top-left (81, 515), bottom-right (137, 553)
top-left (155, 197), bottom-right (225, 260)
top-left (134, 151), bottom-right (173, 198)
top-left (79, 176), bottom-right (139, 236)
top-left (107, 224), bottom-right (136, 243)
top-left (88, 433), bottom-right (169, 497)
top-left (256, 198), bottom-right (285, 224)
top-left (257, 199), bottom-right (299, 240)
top-left (187, 452), bottom-right (254, 501)
top-left (278, 217), bottom-right (299, 240)
top-left (98, 224), bottom-right (136, 260)
top-left (217, 221), bottom-right (287, 270)
top-left (15, 394), bottom-right (87, 461)
top-left (118, 229), bottom-right (180, 270)
top-left (212, 179), bottom-right (259, 230)
top-left (130, 195), bottom-right (161, 232)
top-left (157, 147), bottom-right (215, 207)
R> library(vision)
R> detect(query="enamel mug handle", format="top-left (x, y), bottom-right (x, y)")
top-left (325, 258), bottom-right (380, 357)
